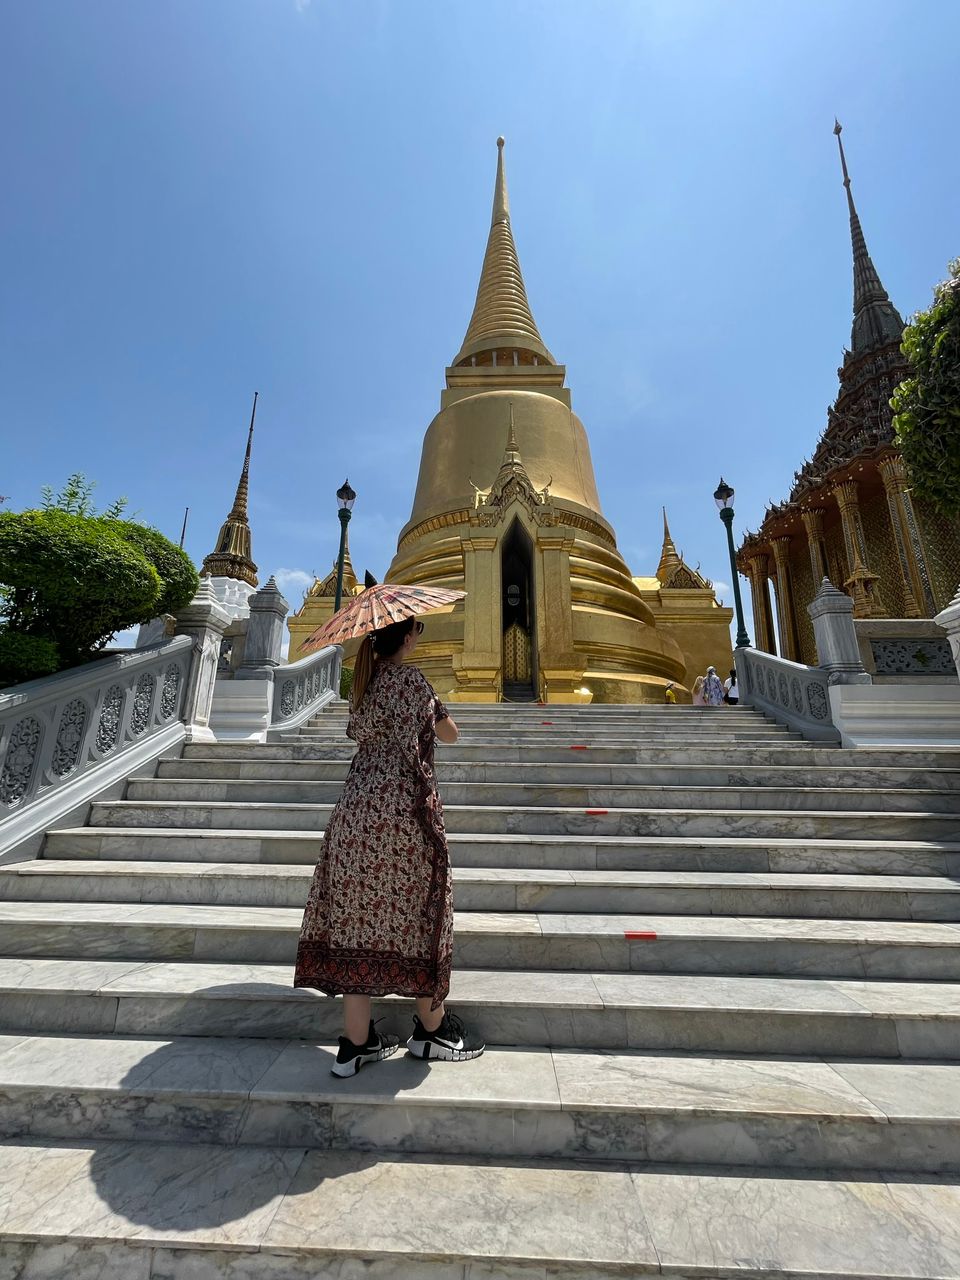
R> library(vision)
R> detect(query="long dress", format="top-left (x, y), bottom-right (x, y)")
top-left (293, 660), bottom-right (454, 1011)
top-left (702, 673), bottom-right (725, 706)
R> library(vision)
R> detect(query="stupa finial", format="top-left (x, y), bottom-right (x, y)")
top-left (831, 120), bottom-right (902, 354)
top-left (452, 138), bottom-right (555, 367)
top-left (656, 507), bottom-right (683, 585)
top-left (201, 391), bottom-right (260, 587)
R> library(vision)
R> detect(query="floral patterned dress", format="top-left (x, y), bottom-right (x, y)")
top-left (293, 660), bottom-right (454, 1010)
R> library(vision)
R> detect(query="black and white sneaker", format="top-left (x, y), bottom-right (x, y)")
top-left (331, 1020), bottom-right (401, 1078)
top-left (407, 1012), bottom-right (485, 1062)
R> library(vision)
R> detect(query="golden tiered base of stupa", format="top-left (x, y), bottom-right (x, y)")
top-left (386, 373), bottom-right (688, 704)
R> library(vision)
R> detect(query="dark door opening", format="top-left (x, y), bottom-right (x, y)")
top-left (501, 520), bottom-right (537, 701)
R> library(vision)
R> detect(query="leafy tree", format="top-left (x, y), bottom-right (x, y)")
top-left (0, 509), bottom-right (162, 666)
top-left (112, 520), bottom-right (198, 618)
top-left (40, 472), bottom-right (129, 520)
top-left (0, 474), bottom-right (200, 683)
top-left (892, 259), bottom-right (960, 518)
top-left (0, 630), bottom-right (60, 687)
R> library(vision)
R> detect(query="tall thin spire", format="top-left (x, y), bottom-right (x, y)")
top-left (453, 137), bottom-right (555, 367)
top-left (656, 508), bottom-right (682, 585)
top-left (201, 392), bottom-right (259, 586)
top-left (833, 121), bottom-right (903, 354)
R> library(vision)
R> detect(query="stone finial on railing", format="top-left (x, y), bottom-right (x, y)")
top-left (238, 575), bottom-right (290, 674)
top-left (174, 576), bottom-right (231, 742)
top-left (807, 578), bottom-right (871, 684)
top-left (935, 581), bottom-right (960, 684)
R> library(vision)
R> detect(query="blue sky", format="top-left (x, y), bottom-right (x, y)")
top-left (3, 1), bottom-right (957, 653)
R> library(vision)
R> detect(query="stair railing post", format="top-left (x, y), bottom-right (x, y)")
top-left (935, 582), bottom-right (960, 685)
top-left (807, 578), bottom-right (871, 684)
top-left (173, 576), bottom-right (232, 742)
top-left (237, 576), bottom-right (290, 674)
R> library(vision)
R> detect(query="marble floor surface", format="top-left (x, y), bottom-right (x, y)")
top-left (2, 1138), bottom-right (960, 1278)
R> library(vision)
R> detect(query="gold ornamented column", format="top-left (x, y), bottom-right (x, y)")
top-left (745, 552), bottom-right (776, 654)
top-left (877, 454), bottom-right (935, 616)
top-left (800, 508), bottom-right (829, 584)
top-left (770, 537), bottom-right (800, 661)
top-left (831, 480), bottom-right (884, 617)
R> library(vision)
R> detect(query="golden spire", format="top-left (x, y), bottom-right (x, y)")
top-left (453, 137), bottom-right (555, 367)
top-left (309, 524), bottom-right (358, 598)
top-left (832, 120), bottom-right (903, 354)
top-left (655, 508), bottom-right (682, 584)
top-left (201, 392), bottom-right (259, 587)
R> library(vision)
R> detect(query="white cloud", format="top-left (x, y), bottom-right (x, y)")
top-left (713, 580), bottom-right (731, 597)
top-left (293, 0), bottom-right (312, 11)
top-left (273, 567), bottom-right (315, 599)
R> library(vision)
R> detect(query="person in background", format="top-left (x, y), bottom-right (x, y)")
top-left (724, 668), bottom-right (739, 705)
top-left (691, 675), bottom-right (706, 707)
top-left (664, 682), bottom-right (677, 704)
top-left (702, 665), bottom-right (725, 707)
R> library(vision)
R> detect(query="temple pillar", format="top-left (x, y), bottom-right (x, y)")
top-left (831, 479), bottom-right (884, 618)
top-left (452, 534), bottom-right (501, 701)
top-left (770, 537), bottom-right (800, 661)
top-left (535, 531), bottom-right (584, 702)
top-left (878, 454), bottom-right (935, 616)
top-left (800, 508), bottom-right (830, 584)
top-left (744, 552), bottom-right (776, 654)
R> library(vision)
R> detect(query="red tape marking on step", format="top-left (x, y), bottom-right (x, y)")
top-left (624, 931), bottom-right (658, 940)
top-left (584, 809), bottom-right (608, 816)
top-left (569, 745), bottom-right (588, 750)
top-left (541, 721), bottom-right (555, 725)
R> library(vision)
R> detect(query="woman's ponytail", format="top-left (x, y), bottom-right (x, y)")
top-left (350, 617), bottom-right (416, 711)
top-left (351, 635), bottom-right (376, 710)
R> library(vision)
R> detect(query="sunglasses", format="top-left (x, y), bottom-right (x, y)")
top-left (415, 620), bottom-right (424, 634)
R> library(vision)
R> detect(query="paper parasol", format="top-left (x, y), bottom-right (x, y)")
top-left (301, 583), bottom-right (466, 652)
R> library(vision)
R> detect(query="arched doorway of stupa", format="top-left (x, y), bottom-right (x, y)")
top-left (500, 517), bottom-right (537, 700)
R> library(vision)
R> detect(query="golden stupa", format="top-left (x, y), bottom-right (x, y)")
top-left (382, 138), bottom-right (707, 704)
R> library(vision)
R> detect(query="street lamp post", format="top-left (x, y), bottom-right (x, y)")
top-left (713, 477), bottom-right (751, 650)
top-left (334, 479), bottom-right (357, 612)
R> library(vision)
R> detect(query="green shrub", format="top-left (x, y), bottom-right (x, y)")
top-left (111, 520), bottom-right (198, 617)
top-left (0, 630), bottom-right (60, 688)
top-left (339, 664), bottom-right (354, 702)
top-left (0, 509), bottom-right (162, 665)
top-left (892, 259), bottom-right (960, 519)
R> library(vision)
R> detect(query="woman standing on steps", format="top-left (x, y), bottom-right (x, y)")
top-left (293, 614), bottom-right (485, 1077)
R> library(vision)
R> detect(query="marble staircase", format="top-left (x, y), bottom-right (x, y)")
top-left (1, 701), bottom-right (960, 1277)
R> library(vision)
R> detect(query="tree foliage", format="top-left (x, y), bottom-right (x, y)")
top-left (0, 630), bottom-right (60, 688)
top-left (0, 509), bottom-right (162, 665)
top-left (40, 472), bottom-right (129, 520)
top-left (111, 521), bottom-right (198, 617)
top-left (0, 474), bottom-right (200, 683)
top-left (892, 259), bottom-right (960, 519)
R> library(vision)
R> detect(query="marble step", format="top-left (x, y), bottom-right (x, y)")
top-left (0, 1031), bottom-right (957, 1173)
top-left (2, 900), bottom-right (959, 977)
top-left (3, 1139), bottom-right (955, 1280)
top-left (293, 728), bottom-right (800, 745)
top-left (1, 958), bottom-right (958, 1058)
top-left (42, 826), bottom-right (960, 875)
top-left (88, 797), bottom-right (960, 839)
top-left (124, 775), bottom-right (960, 814)
top-left (7, 859), bottom-right (960, 921)
top-left (184, 739), bottom-right (960, 766)
top-left (311, 707), bottom-right (771, 723)
top-left (159, 754), bottom-right (960, 790)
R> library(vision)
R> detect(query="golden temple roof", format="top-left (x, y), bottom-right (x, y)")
top-left (655, 508), bottom-right (712, 591)
top-left (453, 138), bottom-right (555, 368)
top-left (308, 527), bottom-right (359, 599)
top-left (655, 508), bottom-right (682, 585)
top-left (202, 392), bottom-right (259, 587)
